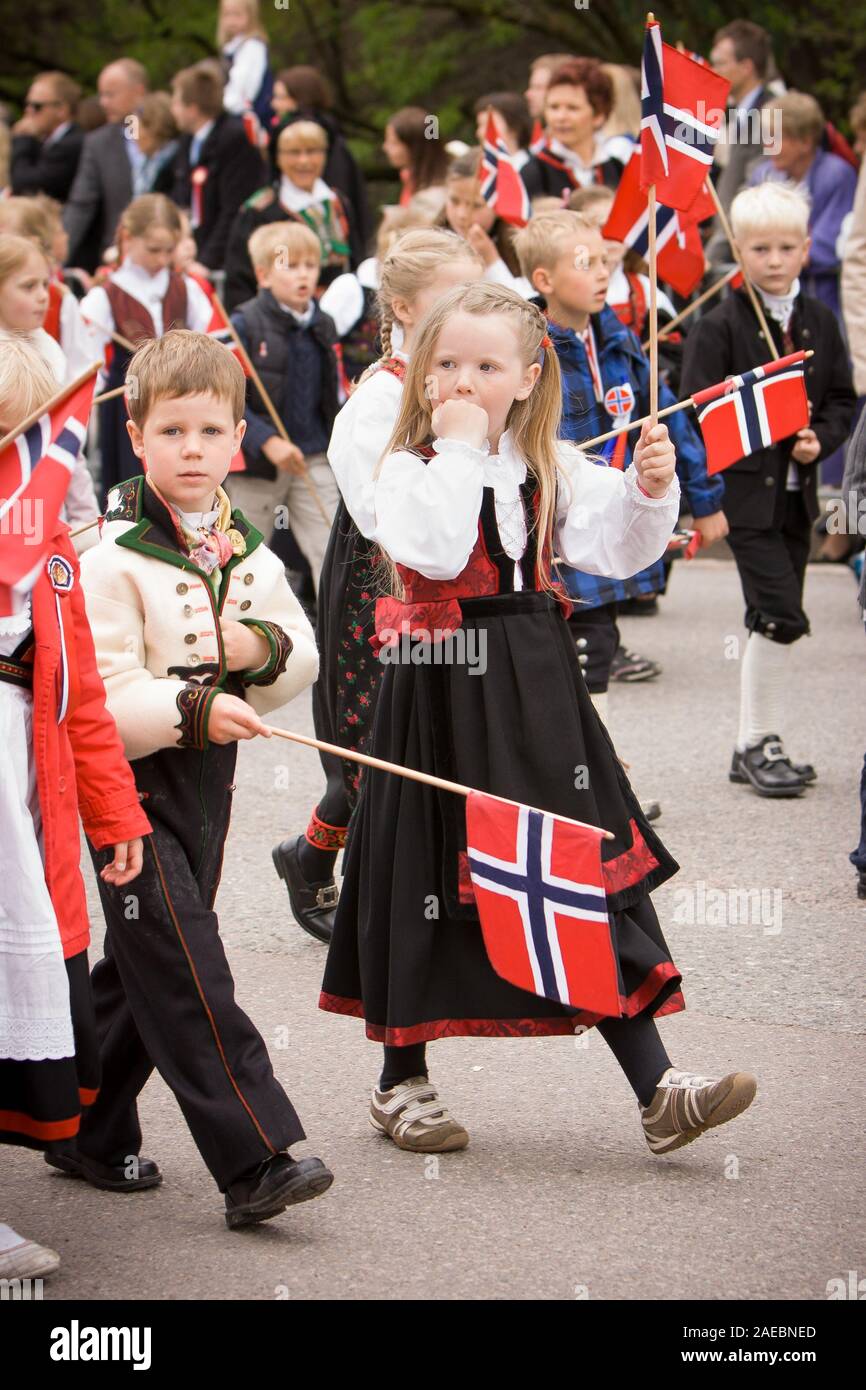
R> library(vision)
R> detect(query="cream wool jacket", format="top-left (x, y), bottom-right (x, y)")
top-left (79, 476), bottom-right (319, 761)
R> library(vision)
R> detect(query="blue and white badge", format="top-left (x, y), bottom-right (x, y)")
top-left (604, 382), bottom-right (635, 423)
top-left (47, 554), bottom-right (74, 593)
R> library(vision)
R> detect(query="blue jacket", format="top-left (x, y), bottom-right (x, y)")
top-left (549, 307), bottom-right (723, 605)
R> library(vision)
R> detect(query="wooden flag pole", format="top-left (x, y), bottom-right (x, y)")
top-left (92, 384), bottom-right (127, 405)
top-left (264, 725), bottom-right (615, 839)
top-left (80, 315), bottom-right (137, 354)
top-left (211, 293), bottom-right (332, 527)
top-left (0, 361), bottom-right (102, 455)
top-left (705, 179), bottom-right (779, 361)
top-left (647, 183), bottom-right (660, 424)
top-left (642, 266), bottom-right (740, 350)
top-left (578, 350), bottom-right (814, 452)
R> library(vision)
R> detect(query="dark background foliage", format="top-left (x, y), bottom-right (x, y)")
top-left (0, 0), bottom-right (857, 182)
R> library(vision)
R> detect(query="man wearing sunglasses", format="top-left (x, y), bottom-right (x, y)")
top-left (11, 72), bottom-right (84, 202)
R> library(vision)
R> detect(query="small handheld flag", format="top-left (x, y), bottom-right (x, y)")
top-left (603, 149), bottom-right (706, 298)
top-left (692, 351), bottom-right (810, 475)
top-left (640, 18), bottom-right (731, 212)
top-left (479, 112), bottom-right (531, 228)
top-left (466, 791), bottom-right (620, 1014)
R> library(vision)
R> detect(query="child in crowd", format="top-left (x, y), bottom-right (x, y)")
top-left (80, 194), bottom-right (214, 504)
top-left (319, 281), bottom-right (758, 1158)
top-left (682, 183), bottom-right (856, 794)
top-left (515, 212), bottom-right (726, 721)
top-left (0, 196), bottom-right (93, 378)
top-left (227, 221), bottom-right (341, 590)
top-left (0, 232), bottom-right (99, 525)
top-left (218, 0), bottom-right (274, 125)
top-left (438, 149), bottom-right (533, 298)
top-left (272, 228), bottom-right (483, 942)
top-left (64, 330), bottom-right (333, 1230)
top-left (0, 338), bottom-right (149, 1276)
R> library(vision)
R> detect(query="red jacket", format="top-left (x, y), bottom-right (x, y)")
top-left (29, 527), bottom-right (151, 958)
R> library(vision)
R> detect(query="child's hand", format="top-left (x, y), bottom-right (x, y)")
top-left (692, 509), bottom-right (729, 547)
top-left (220, 618), bottom-right (269, 672)
top-left (466, 223), bottom-right (501, 267)
top-left (791, 427), bottom-right (820, 464)
top-left (431, 399), bottom-right (489, 450)
top-left (263, 437), bottom-right (306, 474)
top-left (100, 838), bottom-right (144, 888)
top-left (207, 693), bottom-right (272, 744)
top-left (633, 421), bottom-right (676, 498)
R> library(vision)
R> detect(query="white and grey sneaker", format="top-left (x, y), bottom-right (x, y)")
top-left (640, 1067), bottom-right (757, 1155)
top-left (0, 1226), bottom-right (60, 1279)
top-left (369, 1077), bottom-right (469, 1153)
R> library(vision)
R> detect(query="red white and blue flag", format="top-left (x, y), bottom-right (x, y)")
top-left (466, 791), bottom-right (620, 1014)
top-left (0, 369), bottom-right (97, 616)
top-left (640, 18), bottom-right (730, 212)
top-left (691, 351), bottom-right (810, 475)
top-left (479, 112), bottom-right (531, 228)
top-left (603, 150), bottom-right (707, 298)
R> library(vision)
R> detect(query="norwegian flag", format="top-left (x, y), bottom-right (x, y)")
top-left (479, 112), bottom-right (531, 227)
top-left (691, 351), bottom-right (810, 476)
top-left (640, 18), bottom-right (730, 212)
top-left (603, 150), bottom-right (706, 298)
top-left (0, 371), bottom-right (97, 617)
top-left (466, 791), bottom-right (620, 1014)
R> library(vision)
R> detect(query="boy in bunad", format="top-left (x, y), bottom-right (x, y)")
top-left (58, 329), bottom-right (334, 1230)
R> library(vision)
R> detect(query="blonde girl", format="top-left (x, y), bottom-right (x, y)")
top-left (79, 193), bottom-right (213, 502)
top-left (272, 227), bottom-right (483, 944)
top-left (0, 196), bottom-right (93, 379)
top-left (217, 0), bottom-right (273, 123)
top-left (320, 282), bottom-right (758, 1161)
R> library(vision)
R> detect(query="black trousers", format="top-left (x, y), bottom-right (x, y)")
top-left (79, 746), bottom-right (304, 1192)
top-left (726, 491), bottom-right (811, 644)
top-left (567, 602), bottom-right (620, 693)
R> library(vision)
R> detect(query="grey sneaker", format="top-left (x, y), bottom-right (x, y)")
top-left (640, 1067), bottom-right (757, 1155)
top-left (0, 1230), bottom-right (60, 1279)
top-left (369, 1076), bottom-right (469, 1153)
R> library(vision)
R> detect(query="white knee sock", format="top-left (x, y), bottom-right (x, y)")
top-left (737, 633), bottom-right (790, 750)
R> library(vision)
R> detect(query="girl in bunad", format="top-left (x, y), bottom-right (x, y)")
top-left (0, 232), bottom-right (99, 527)
top-left (0, 338), bottom-right (150, 1279)
top-left (319, 282), bottom-right (758, 1158)
top-left (217, 0), bottom-right (274, 127)
top-left (79, 194), bottom-right (213, 504)
top-left (438, 150), bottom-right (535, 299)
top-left (272, 229), bottom-right (483, 942)
top-left (0, 196), bottom-right (93, 380)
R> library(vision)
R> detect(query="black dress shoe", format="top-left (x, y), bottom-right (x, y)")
top-left (731, 736), bottom-right (807, 798)
top-left (272, 835), bottom-right (338, 944)
top-left (224, 1153), bottom-right (333, 1230)
top-left (45, 1147), bottom-right (162, 1192)
top-left (729, 747), bottom-right (816, 787)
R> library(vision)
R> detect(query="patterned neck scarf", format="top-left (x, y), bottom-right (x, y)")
top-left (146, 478), bottom-right (246, 573)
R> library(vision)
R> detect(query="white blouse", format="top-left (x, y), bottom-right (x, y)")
top-left (80, 262), bottom-right (214, 368)
top-left (368, 429), bottom-right (680, 584)
top-left (327, 353), bottom-right (408, 536)
top-left (222, 36), bottom-right (269, 115)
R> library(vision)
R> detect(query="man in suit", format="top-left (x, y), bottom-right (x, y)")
top-left (706, 20), bottom-right (774, 266)
top-left (63, 59), bottom-right (149, 273)
top-left (11, 71), bottom-right (84, 202)
top-left (171, 64), bottom-right (266, 275)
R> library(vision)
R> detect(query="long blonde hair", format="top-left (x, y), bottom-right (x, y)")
top-left (371, 226), bottom-right (483, 366)
top-left (0, 232), bottom-right (51, 292)
top-left (378, 282), bottom-right (565, 598)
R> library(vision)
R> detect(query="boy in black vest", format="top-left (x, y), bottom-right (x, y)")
top-left (227, 221), bottom-right (340, 590)
top-left (682, 183), bottom-right (856, 795)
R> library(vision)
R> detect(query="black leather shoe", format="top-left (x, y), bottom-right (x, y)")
top-left (45, 1147), bottom-right (162, 1192)
top-left (729, 747), bottom-right (816, 787)
top-left (732, 736), bottom-right (807, 797)
top-left (272, 835), bottom-right (338, 943)
top-left (224, 1153), bottom-right (333, 1230)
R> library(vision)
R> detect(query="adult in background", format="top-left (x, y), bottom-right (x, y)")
top-left (843, 94), bottom-right (866, 404)
top-left (62, 59), bottom-right (149, 273)
top-left (133, 94), bottom-right (180, 196)
top-left (218, 0), bottom-right (273, 126)
top-left (750, 91), bottom-right (858, 320)
top-left (706, 20), bottom-right (774, 265)
top-left (270, 65), bottom-right (370, 247)
top-left (10, 72), bottom-right (83, 202)
top-left (224, 119), bottom-right (359, 310)
top-left (171, 62), bottom-right (266, 277)
top-left (521, 59), bottom-right (631, 199)
top-left (524, 53), bottom-right (576, 122)
top-left (473, 92), bottom-right (533, 169)
top-left (382, 106), bottom-right (449, 207)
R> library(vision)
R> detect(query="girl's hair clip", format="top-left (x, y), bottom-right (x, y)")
top-left (541, 334), bottom-right (553, 349)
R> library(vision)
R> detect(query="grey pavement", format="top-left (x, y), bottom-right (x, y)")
top-left (6, 556), bottom-right (865, 1300)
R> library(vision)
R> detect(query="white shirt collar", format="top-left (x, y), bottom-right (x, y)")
top-left (277, 300), bottom-right (315, 325)
top-left (738, 85), bottom-right (764, 113)
top-left (117, 259), bottom-right (169, 301)
top-left (191, 119), bottom-right (215, 153)
top-left (44, 120), bottom-right (72, 148)
top-left (177, 505), bottom-right (219, 529)
top-left (483, 430), bottom-right (527, 489)
top-left (279, 175), bottom-right (332, 212)
top-left (756, 278), bottom-right (801, 330)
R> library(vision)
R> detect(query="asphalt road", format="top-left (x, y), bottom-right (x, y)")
top-left (6, 556), bottom-right (865, 1301)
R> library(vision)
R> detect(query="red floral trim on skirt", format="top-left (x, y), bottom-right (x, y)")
top-left (602, 818), bottom-right (661, 895)
top-left (306, 812), bottom-right (349, 850)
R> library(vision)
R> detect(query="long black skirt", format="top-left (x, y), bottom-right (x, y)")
top-left (0, 950), bottom-right (100, 1152)
top-left (320, 590), bottom-right (684, 1044)
top-left (311, 498), bottom-right (385, 825)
